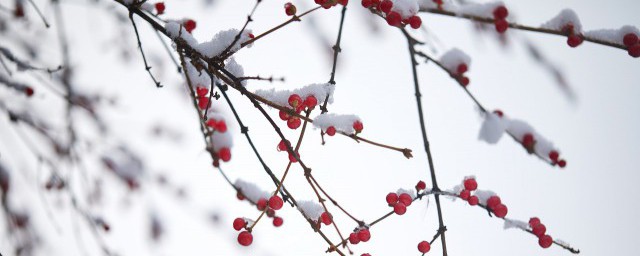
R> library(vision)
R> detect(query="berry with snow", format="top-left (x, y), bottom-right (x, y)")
top-left (493, 6), bottom-right (509, 20)
top-left (487, 196), bottom-right (501, 210)
top-left (394, 202), bottom-right (407, 215)
top-left (320, 212), bottom-right (333, 225)
top-left (522, 133), bottom-right (535, 150)
top-left (326, 126), bottom-right (336, 136)
top-left (233, 218), bottom-right (246, 231)
top-left (379, 0), bottom-right (393, 14)
top-left (567, 35), bottom-right (583, 48)
top-left (418, 240), bottom-right (431, 253)
top-left (460, 76), bottom-right (470, 87)
top-left (24, 86), bottom-right (34, 97)
top-left (237, 231), bottom-right (253, 246)
top-left (457, 63), bottom-right (468, 74)
top-left (184, 19), bottom-right (196, 33)
top-left (198, 97), bottom-right (209, 110)
top-left (548, 150), bottom-right (559, 162)
top-left (623, 33), bottom-right (638, 47)
top-left (386, 11), bottom-right (402, 27)
top-left (284, 2), bottom-right (297, 16)
top-left (463, 178), bottom-right (477, 191)
top-left (288, 94), bottom-right (303, 108)
top-left (269, 195), bottom-right (284, 210)
top-left (495, 19), bottom-right (509, 33)
top-left (416, 180), bottom-right (427, 191)
top-left (353, 121), bottom-right (364, 133)
top-left (459, 189), bottom-right (470, 200)
top-left (398, 193), bottom-right (412, 206)
top-left (409, 16), bottom-right (422, 29)
top-left (529, 217), bottom-right (541, 226)
top-left (218, 148), bottom-right (231, 162)
top-left (468, 195), bottom-right (479, 206)
top-left (304, 95), bottom-right (318, 109)
top-left (196, 87), bottom-right (208, 97)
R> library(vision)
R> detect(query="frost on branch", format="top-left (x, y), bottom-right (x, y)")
top-left (439, 48), bottom-right (471, 74)
top-left (254, 83), bottom-right (335, 108)
top-left (297, 200), bottom-right (324, 220)
top-left (234, 179), bottom-right (270, 203)
top-left (585, 25), bottom-right (640, 45)
top-left (478, 112), bottom-right (508, 144)
top-left (313, 114), bottom-right (362, 134)
top-left (503, 218), bottom-right (528, 230)
top-left (541, 9), bottom-right (583, 33)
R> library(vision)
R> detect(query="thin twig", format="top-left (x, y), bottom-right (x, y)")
top-left (129, 12), bottom-right (162, 88)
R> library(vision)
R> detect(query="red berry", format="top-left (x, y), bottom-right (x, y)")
top-left (349, 232), bottom-right (360, 244)
top-left (538, 234), bottom-right (553, 248)
top-left (463, 178), bottom-right (477, 191)
top-left (269, 195), bottom-right (284, 210)
top-left (393, 202), bottom-right (407, 215)
top-left (198, 96), bottom-right (209, 109)
top-left (493, 6), bottom-right (508, 20)
top-left (361, 0), bottom-right (372, 8)
top-left (567, 35), bottom-right (583, 48)
top-left (155, 2), bottom-right (165, 15)
top-left (288, 151), bottom-right (299, 162)
top-left (287, 117), bottom-right (301, 129)
top-left (24, 86), bottom-right (34, 97)
top-left (398, 193), bottom-right (412, 206)
top-left (233, 218), bottom-right (246, 231)
top-left (628, 44), bottom-right (640, 58)
top-left (468, 195), bottom-right (479, 206)
top-left (386, 192), bottom-right (398, 205)
top-left (379, 0), bottom-right (393, 13)
top-left (216, 120), bottom-right (227, 132)
top-left (522, 133), bottom-right (535, 148)
top-left (557, 159), bottom-right (567, 168)
top-left (326, 126), bottom-right (336, 136)
top-left (196, 87), bottom-right (208, 97)
top-left (486, 195), bottom-right (501, 210)
top-left (417, 240), bottom-right (431, 253)
top-left (237, 231), bottom-right (253, 246)
top-left (218, 148), bottom-right (231, 162)
top-left (409, 16), bottom-right (422, 29)
top-left (288, 94), bottom-right (302, 108)
top-left (353, 121), bottom-right (364, 133)
top-left (184, 19), bottom-right (196, 33)
top-left (416, 180), bottom-right (427, 191)
top-left (357, 229), bottom-right (371, 242)
top-left (304, 95), bottom-right (318, 109)
top-left (279, 110), bottom-right (290, 121)
top-left (361, 254), bottom-right (371, 256)
top-left (266, 208), bottom-right (276, 217)
top-left (236, 191), bottom-right (245, 201)
top-left (459, 76), bottom-right (470, 86)
top-left (320, 212), bottom-right (333, 225)
top-left (529, 217), bottom-right (541, 227)
top-left (457, 63), bottom-right (468, 74)
top-left (532, 223), bottom-right (546, 237)
top-left (386, 11), bottom-right (402, 27)
top-left (248, 33), bottom-right (255, 39)
top-left (623, 33), bottom-right (638, 47)
top-left (273, 216), bottom-right (284, 227)
top-left (493, 204), bottom-right (508, 218)
top-left (459, 189), bottom-right (470, 200)
top-left (284, 2), bottom-right (297, 16)
top-left (257, 198), bottom-right (267, 211)
top-left (548, 150), bottom-right (559, 162)
top-left (495, 19), bottom-right (508, 33)
top-left (338, 0), bottom-right (348, 5)
top-left (277, 140), bottom-right (288, 151)
top-left (493, 109), bottom-right (504, 117)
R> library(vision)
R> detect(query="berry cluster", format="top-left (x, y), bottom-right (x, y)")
top-left (324, 120), bottom-right (364, 137)
top-left (623, 33), bottom-right (640, 58)
top-left (493, 6), bottom-right (509, 33)
top-left (154, 2), bottom-right (165, 15)
top-left (196, 86), bottom-right (210, 110)
top-left (458, 177), bottom-right (508, 218)
top-left (561, 23), bottom-right (583, 48)
top-left (233, 195), bottom-right (286, 246)
top-left (385, 190), bottom-right (413, 215)
top-left (284, 2), bottom-right (297, 16)
top-left (279, 94), bottom-right (317, 130)
top-left (529, 217), bottom-right (553, 249)
top-left (520, 133), bottom-right (567, 168)
top-left (361, 0), bottom-right (422, 29)
top-left (348, 228), bottom-right (371, 244)
top-left (314, 0), bottom-right (349, 10)
top-left (455, 63), bottom-right (470, 87)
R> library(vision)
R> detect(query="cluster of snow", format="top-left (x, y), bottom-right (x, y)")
top-left (585, 26), bottom-right (640, 45)
top-left (225, 58), bottom-right (246, 86)
top-left (165, 21), bottom-right (199, 49)
top-left (473, 189), bottom-right (497, 205)
top-left (254, 83), bottom-right (335, 108)
top-left (503, 218), bottom-right (528, 230)
top-left (140, 2), bottom-right (155, 12)
top-left (312, 113), bottom-right (361, 134)
top-left (541, 9), bottom-right (583, 33)
top-left (478, 112), bottom-right (508, 144)
top-left (185, 60), bottom-right (213, 87)
top-left (234, 179), bottom-right (270, 203)
top-left (439, 48), bottom-right (471, 74)
top-left (477, 113), bottom-right (558, 161)
top-left (297, 200), bottom-right (324, 220)
top-left (418, 0), bottom-right (505, 19)
top-left (391, 0), bottom-right (419, 19)
top-left (397, 188), bottom-right (416, 196)
top-left (197, 29), bottom-right (253, 58)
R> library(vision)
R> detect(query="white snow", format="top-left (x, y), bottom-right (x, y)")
top-left (234, 179), bottom-right (270, 203)
top-left (165, 22), bottom-right (199, 49)
top-left (396, 188), bottom-right (415, 196)
top-left (478, 112), bottom-right (508, 144)
top-left (439, 48), bottom-right (471, 74)
top-left (254, 83), bottom-right (335, 108)
top-left (196, 29), bottom-right (253, 58)
top-left (225, 57), bottom-right (246, 86)
top-left (185, 60), bottom-right (213, 88)
top-left (297, 200), bottom-right (324, 220)
top-left (585, 25), bottom-right (640, 45)
top-left (473, 189), bottom-right (497, 205)
top-left (503, 218), bottom-right (528, 230)
top-left (313, 114), bottom-right (361, 134)
top-left (541, 9), bottom-right (583, 33)
top-left (506, 119), bottom-right (557, 160)
top-left (391, 0), bottom-right (419, 19)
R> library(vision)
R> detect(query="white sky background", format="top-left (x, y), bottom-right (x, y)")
top-left (2, 0), bottom-right (640, 255)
